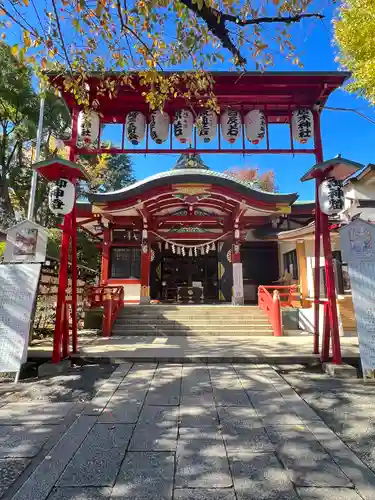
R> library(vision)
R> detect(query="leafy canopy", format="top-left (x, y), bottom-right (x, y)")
top-left (334, 0), bottom-right (375, 104)
top-left (0, 0), bottom-right (324, 109)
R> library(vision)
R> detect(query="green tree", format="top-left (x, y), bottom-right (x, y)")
top-left (0, 1), bottom-right (324, 109)
top-left (100, 155), bottom-right (136, 191)
top-left (334, 0), bottom-right (375, 104)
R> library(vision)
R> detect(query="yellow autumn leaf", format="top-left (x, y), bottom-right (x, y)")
top-left (11, 44), bottom-right (19, 56)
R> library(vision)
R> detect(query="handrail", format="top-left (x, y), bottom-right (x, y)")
top-left (258, 285), bottom-right (282, 337)
top-left (86, 285), bottom-right (124, 337)
top-left (258, 285), bottom-right (298, 307)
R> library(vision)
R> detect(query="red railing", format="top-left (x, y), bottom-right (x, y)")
top-left (257, 285), bottom-right (298, 337)
top-left (86, 285), bottom-right (124, 337)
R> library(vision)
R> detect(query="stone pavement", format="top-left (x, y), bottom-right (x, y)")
top-left (28, 335), bottom-right (360, 363)
top-left (1, 362), bottom-right (375, 500)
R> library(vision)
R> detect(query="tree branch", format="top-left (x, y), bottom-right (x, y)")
top-left (51, 0), bottom-right (74, 75)
top-left (179, 0), bottom-right (324, 65)
top-left (115, 0), bottom-right (164, 70)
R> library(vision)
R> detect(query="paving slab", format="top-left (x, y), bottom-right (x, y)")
top-left (0, 424), bottom-right (54, 458)
top-left (12, 415), bottom-right (97, 500)
top-left (111, 451), bottom-right (174, 500)
top-left (0, 458), bottom-right (30, 498)
top-left (0, 402), bottom-right (75, 425)
top-left (145, 365), bottom-right (182, 406)
top-left (175, 427), bottom-right (232, 488)
top-left (296, 488), bottom-right (363, 500)
top-left (305, 419), bottom-right (375, 500)
top-left (179, 404), bottom-right (218, 427)
top-left (84, 363), bottom-right (133, 415)
top-left (217, 407), bottom-right (274, 453)
top-left (234, 365), bottom-right (276, 391)
top-left (181, 366), bottom-right (212, 395)
top-left (266, 426), bottom-right (352, 487)
top-left (129, 406), bottom-right (178, 451)
top-left (174, 489), bottom-right (236, 500)
top-left (47, 488), bottom-right (112, 500)
top-left (248, 392), bottom-right (303, 425)
top-left (213, 388), bottom-right (251, 406)
top-left (229, 452), bottom-right (299, 500)
top-left (58, 423), bottom-right (133, 487)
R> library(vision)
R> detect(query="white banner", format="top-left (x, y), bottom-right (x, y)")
top-left (0, 263), bottom-right (41, 375)
top-left (232, 262), bottom-right (244, 305)
top-left (340, 219), bottom-right (375, 379)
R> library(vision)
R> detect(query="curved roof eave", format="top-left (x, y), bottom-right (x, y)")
top-left (88, 169), bottom-right (298, 206)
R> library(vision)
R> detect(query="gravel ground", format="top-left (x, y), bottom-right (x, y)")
top-left (279, 364), bottom-right (375, 474)
top-left (0, 363), bottom-right (117, 403)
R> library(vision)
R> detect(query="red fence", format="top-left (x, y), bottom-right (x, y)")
top-left (258, 285), bottom-right (298, 337)
top-left (86, 285), bottom-right (124, 337)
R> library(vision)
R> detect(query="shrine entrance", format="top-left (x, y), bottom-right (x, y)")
top-left (153, 249), bottom-right (218, 303)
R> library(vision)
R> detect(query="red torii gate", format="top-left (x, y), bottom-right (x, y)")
top-left (34, 70), bottom-right (351, 363)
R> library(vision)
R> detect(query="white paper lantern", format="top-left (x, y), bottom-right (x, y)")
top-left (126, 111), bottom-right (146, 145)
top-left (173, 109), bottom-right (193, 143)
top-left (319, 178), bottom-right (344, 215)
top-left (221, 109), bottom-right (241, 144)
top-left (196, 110), bottom-right (217, 143)
top-left (291, 109), bottom-right (314, 144)
top-left (77, 110), bottom-right (100, 145)
top-left (244, 110), bottom-right (266, 144)
top-left (150, 110), bottom-right (170, 144)
top-left (48, 178), bottom-right (75, 215)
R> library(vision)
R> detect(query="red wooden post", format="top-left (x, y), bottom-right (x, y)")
top-left (321, 302), bottom-right (331, 362)
top-left (69, 108), bottom-right (79, 353)
top-left (140, 243), bottom-right (151, 304)
top-left (52, 213), bottom-right (72, 363)
top-left (71, 198), bottom-right (78, 353)
top-left (102, 290), bottom-right (113, 337)
top-left (101, 227), bottom-right (111, 285)
top-left (321, 212), bottom-right (342, 364)
top-left (313, 110), bottom-right (323, 354)
top-left (272, 290), bottom-right (282, 337)
top-left (62, 303), bottom-right (70, 358)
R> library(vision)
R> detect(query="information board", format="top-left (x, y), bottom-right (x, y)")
top-left (0, 263), bottom-right (41, 377)
top-left (340, 219), bottom-right (375, 379)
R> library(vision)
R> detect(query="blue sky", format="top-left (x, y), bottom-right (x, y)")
top-left (127, 4), bottom-right (375, 201)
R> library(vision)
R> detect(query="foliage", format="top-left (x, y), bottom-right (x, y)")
top-left (47, 227), bottom-right (101, 271)
top-left (77, 153), bottom-right (136, 195)
top-left (0, 41), bottom-right (71, 229)
top-left (334, 0), bottom-right (375, 104)
top-left (0, 240), bottom-right (5, 260)
top-left (224, 166), bottom-right (277, 191)
top-left (0, 1), bottom-right (324, 110)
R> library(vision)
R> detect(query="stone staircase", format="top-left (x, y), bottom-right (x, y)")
top-left (112, 305), bottom-right (274, 336)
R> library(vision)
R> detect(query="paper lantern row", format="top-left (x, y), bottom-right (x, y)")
top-left (77, 108), bottom-right (314, 147)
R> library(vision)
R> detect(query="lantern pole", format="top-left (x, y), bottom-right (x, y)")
top-left (27, 95), bottom-right (45, 220)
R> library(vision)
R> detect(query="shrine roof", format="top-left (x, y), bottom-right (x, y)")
top-left (48, 71), bottom-right (349, 123)
top-left (88, 168), bottom-right (298, 205)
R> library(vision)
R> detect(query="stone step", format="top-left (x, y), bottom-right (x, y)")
top-left (117, 313), bottom-right (267, 319)
top-left (110, 329), bottom-right (274, 336)
top-left (114, 321), bottom-right (271, 328)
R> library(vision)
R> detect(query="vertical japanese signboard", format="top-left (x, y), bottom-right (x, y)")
top-left (0, 263), bottom-right (41, 380)
top-left (340, 219), bottom-right (375, 379)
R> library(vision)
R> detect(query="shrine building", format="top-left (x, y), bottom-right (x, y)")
top-left (76, 155), bottom-right (314, 304)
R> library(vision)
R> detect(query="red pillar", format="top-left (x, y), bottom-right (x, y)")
top-left (321, 211), bottom-right (342, 364)
top-left (52, 212), bottom-right (72, 363)
top-left (140, 242), bottom-right (151, 304)
top-left (313, 110), bottom-right (323, 354)
top-left (69, 108), bottom-right (78, 353)
top-left (101, 227), bottom-right (111, 285)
